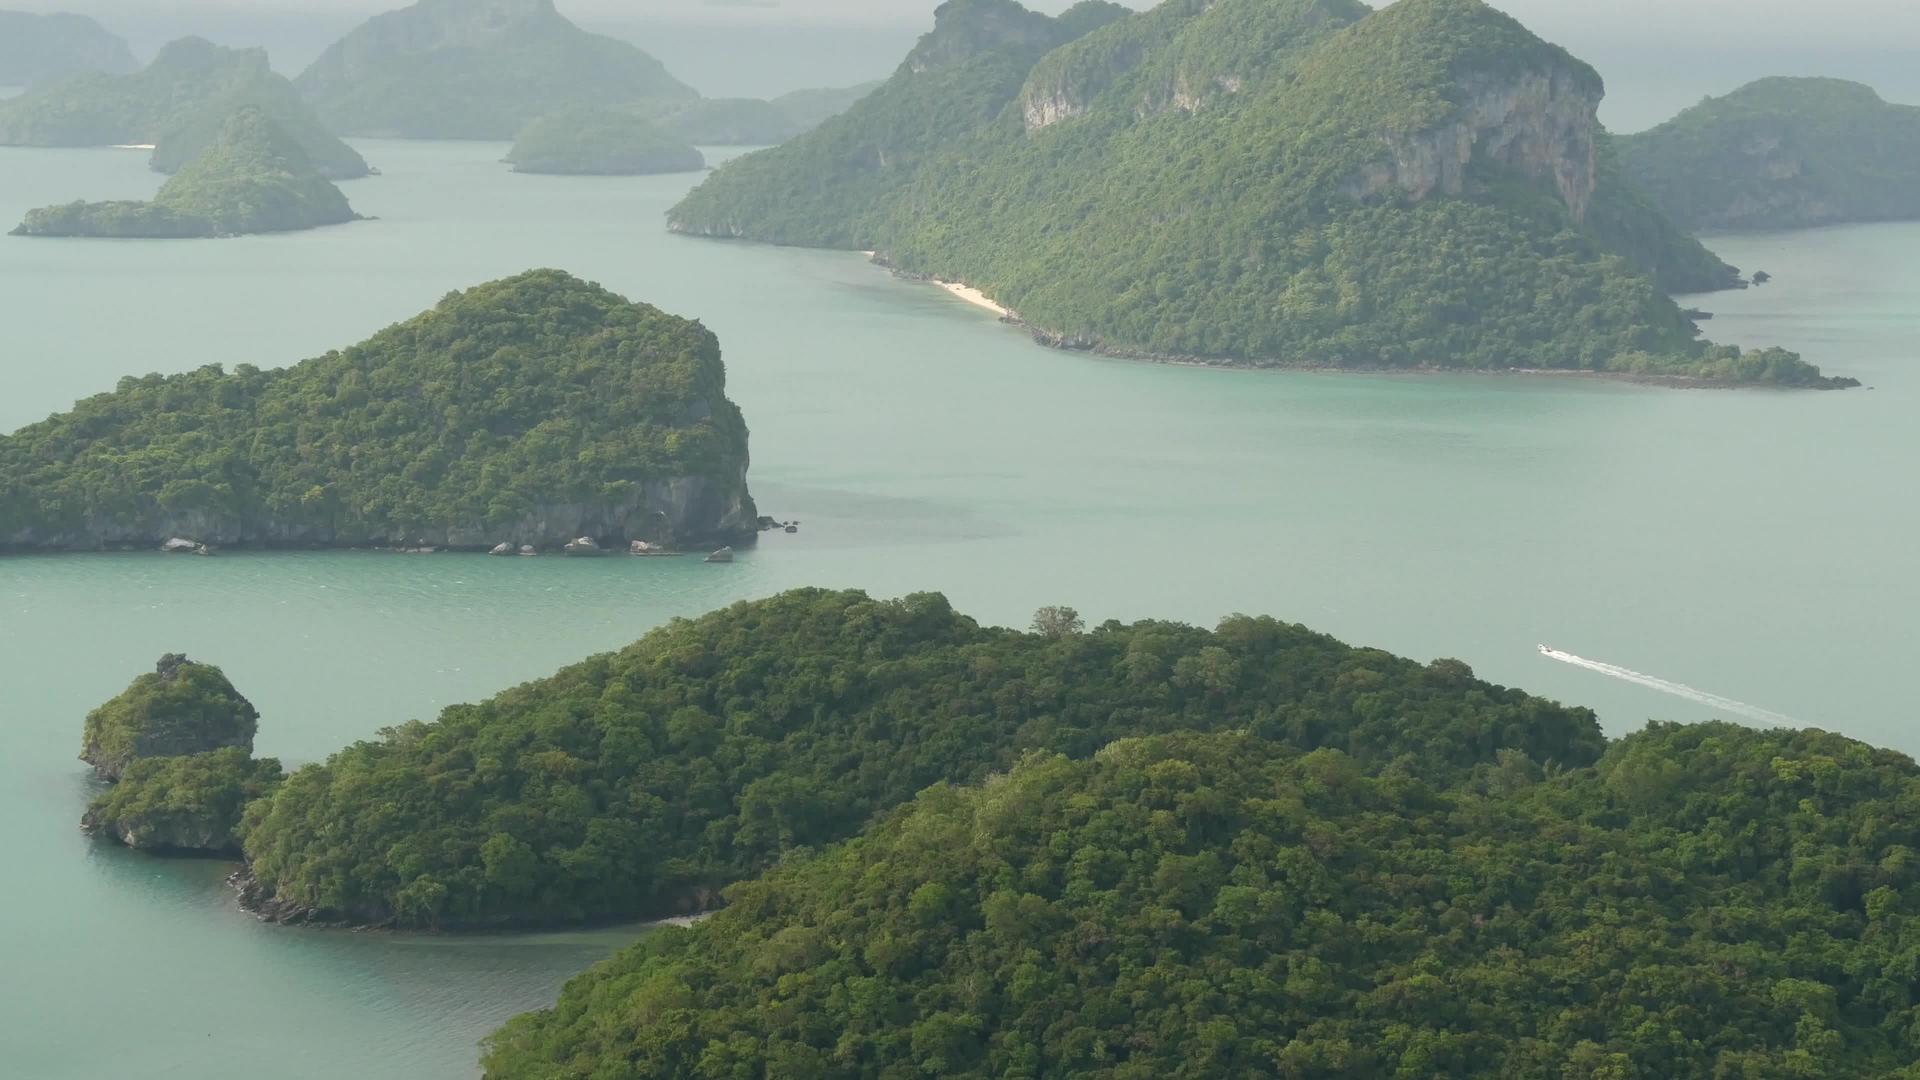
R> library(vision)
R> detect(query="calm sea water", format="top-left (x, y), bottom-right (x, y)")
top-left (0, 140), bottom-right (1914, 1077)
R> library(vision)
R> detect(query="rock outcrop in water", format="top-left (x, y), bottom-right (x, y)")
top-left (671, 0), bottom-right (1844, 386)
top-left (0, 270), bottom-right (759, 551)
top-left (1617, 77), bottom-right (1920, 231)
top-left (81, 655), bottom-right (259, 782)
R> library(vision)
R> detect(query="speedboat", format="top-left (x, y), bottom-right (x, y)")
top-left (1537, 644), bottom-right (1554, 656)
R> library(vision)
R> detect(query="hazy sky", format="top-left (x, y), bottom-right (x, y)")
top-left (12, 0), bottom-right (1919, 37)
top-left (9, 0), bottom-right (1917, 125)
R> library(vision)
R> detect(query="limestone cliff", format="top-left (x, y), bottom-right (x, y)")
top-left (1342, 67), bottom-right (1600, 223)
top-left (1020, 0), bottom-right (1364, 133)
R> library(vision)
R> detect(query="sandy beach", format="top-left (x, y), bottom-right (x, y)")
top-left (937, 280), bottom-right (1008, 317)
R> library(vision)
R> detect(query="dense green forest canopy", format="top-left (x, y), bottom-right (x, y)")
top-left (81, 654), bottom-right (259, 781)
top-left (672, 0), bottom-right (1843, 385)
top-left (294, 0), bottom-right (696, 140)
top-left (0, 269), bottom-right (756, 550)
top-left (84, 747), bottom-right (285, 854)
top-left (1618, 77), bottom-right (1920, 231)
top-left (486, 722), bottom-right (1920, 1078)
top-left (0, 10), bottom-right (136, 87)
top-left (237, 587), bottom-right (1600, 929)
top-left (13, 106), bottom-right (359, 238)
top-left (0, 36), bottom-right (369, 179)
top-left (506, 108), bottom-right (704, 175)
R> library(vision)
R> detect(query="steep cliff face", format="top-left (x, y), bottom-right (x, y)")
top-left (1343, 67), bottom-right (1600, 222)
top-left (1020, 0), bottom-right (1365, 133)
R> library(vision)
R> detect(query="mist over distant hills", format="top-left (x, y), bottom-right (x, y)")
top-left (4, 1), bottom-right (1911, 123)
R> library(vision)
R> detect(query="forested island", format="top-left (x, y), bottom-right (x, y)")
top-left (0, 10), bottom-right (136, 87)
top-left (1618, 77), bottom-right (1920, 231)
top-left (236, 589), bottom-right (1599, 928)
top-left (13, 106), bottom-right (360, 238)
top-left (670, 0), bottom-right (1851, 387)
top-left (0, 270), bottom-right (757, 550)
top-left (0, 36), bottom-right (369, 180)
top-left (294, 0), bottom-right (696, 140)
top-left (485, 721), bottom-right (1920, 1077)
top-left (79, 586), bottom-right (1920, 1074)
top-left (506, 108), bottom-right (704, 175)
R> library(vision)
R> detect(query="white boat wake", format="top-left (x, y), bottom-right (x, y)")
top-left (1537, 645), bottom-right (1796, 726)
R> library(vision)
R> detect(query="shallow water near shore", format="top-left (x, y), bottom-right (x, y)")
top-left (1, 140), bottom-right (1915, 1077)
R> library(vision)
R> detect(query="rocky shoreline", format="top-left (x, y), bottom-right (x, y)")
top-left (870, 258), bottom-right (1857, 390)
top-left (226, 866), bottom-right (726, 933)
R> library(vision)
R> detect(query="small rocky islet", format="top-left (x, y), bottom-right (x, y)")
top-left (79, 653), bottom-right (282, 855)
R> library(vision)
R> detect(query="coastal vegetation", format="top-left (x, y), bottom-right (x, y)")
top-left (13, 106), bottom-right (360, 238)
top-left (0, 10), bottom-right (136, 87)
top-left (84, 748), bottom-right (284, 854)
top-left (0, 270), bottom-right (757, 550)
top-left (506, 108), bottom-right (704, 175)
top-left (1618, 77), bottom-right (1920, 231)
top-left (236, 587), bottom-right (1600, 928)
top-left (81, 654), bottom-right (259, 782)
top-left (485, 722), bottom-right (1920, 1077)
top-left (672, 0), bottom-right (1848, 386)
top-left (0, 36), bottom-right (370, 180)
top-left (294, 0), bottom-right (696, 140)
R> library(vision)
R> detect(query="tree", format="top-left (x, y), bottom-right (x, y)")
top-left (1030, 605), bottom-right (1084, 638)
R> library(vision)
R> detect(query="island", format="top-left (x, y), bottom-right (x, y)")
top-left (234, 588), bottom-right (1601, 928)
top-left (670, 0), bottom-right (1851, 387)
top-left (0, 10), bottom-right (136, 87)
top-left (506, 107), bottom-right (705, 175)
top-left (294, 0), bottom-right (698, 140)
top-left (78, 654), bottom-right (282, 854)
top-left (0, 36), bottom-right (370, 180)
top-left (81, 654), bottom-right (260, 782)
top-left (0, 269), bottom-right (759, 552)
top-left (1617, 77), bottom-right (1920, 232)
top-left (12, 106), bottom-right (362, 238)
top-left (481, 720), bottom-right (1920, 1078)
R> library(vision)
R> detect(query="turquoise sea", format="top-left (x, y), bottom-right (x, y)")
top-left (0, 140), bottom-right (1913, 1077)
